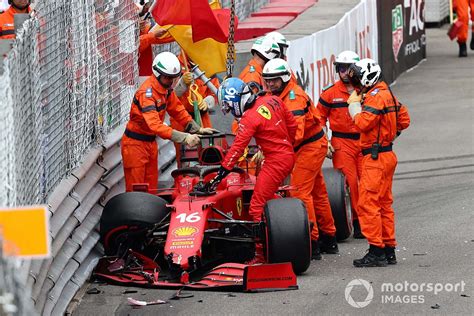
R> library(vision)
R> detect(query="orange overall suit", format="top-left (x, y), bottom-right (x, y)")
top-left (353, 81), bottom-right (410, 248)
top-left (138, 23), bottom-right (174, 76)
top-left (122, 75), bottom-right (193, 192)
top-left (0, 5), bottom-right (31, 39)
top-left (274, 81), bottom-right (336, 242)
top-left (317, 80), bottom-right (363, 221)
top-left (454, 0), bottom-right (474, 44)
top-left (239, 58), bottom-right (264, 87)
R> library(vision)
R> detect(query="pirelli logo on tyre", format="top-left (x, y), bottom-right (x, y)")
top-left (172, 226), bottom-right (198, 237)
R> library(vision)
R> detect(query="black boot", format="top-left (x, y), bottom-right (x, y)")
top-left (459, 42), bottom-right (467, 57)
top-left (352, 220), bottom-right (365, 239)
top-left (385, 246), bottom-right (397, 265)
top-left (319, 234), bottom-right (339, 254)
top-left (311, 240), bottom-right (322, 260)
top-left (470, 37), bottom-right (474, 50)
top-left (353, 245), bottom-right (387, 267)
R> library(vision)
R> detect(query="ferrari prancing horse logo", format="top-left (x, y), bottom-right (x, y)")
top-left (236, 197), bottom-right (242, 217)
top-left (257, 105), bottom-right (271, 120)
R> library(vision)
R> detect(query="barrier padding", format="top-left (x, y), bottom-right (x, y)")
top-left (235, 16), bottom-right (295, 41)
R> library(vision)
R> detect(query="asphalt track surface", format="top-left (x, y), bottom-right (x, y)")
top-left (72, 27), bottom-right (474, 315)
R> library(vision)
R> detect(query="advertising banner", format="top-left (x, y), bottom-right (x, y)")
top-left (378, 0), bottom-right (426, 83)
top-left (287, 0), bottom-right (378, 101)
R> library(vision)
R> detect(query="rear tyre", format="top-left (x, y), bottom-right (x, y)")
top-left (323, 168), bottom-right (353, 241)
top-left (264, 198), bottom-right (311, 274)
top-left (100, 192), bottom-right (169, 255)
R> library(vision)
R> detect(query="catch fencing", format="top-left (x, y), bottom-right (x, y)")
top-left (0, 0), bottom-right (138, 208)
top-left (0, 1), bottom-right (269, 315)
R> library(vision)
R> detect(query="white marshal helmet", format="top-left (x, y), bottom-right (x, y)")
top-left (152, 52), bottom-right (181, 78)
top-left (335, 50), bottom-right (360, 64)
top-left (265, 31), bottom-right (290, 57)
top-left (251, 36), bottom-right (281, 61)
top-left (262, 58), bottom-right (292, 83)
top-left (349, 58), bottom-right (382, 88)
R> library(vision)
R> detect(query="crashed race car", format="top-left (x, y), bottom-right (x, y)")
top-left (94, 133), bottom-right (352, 291)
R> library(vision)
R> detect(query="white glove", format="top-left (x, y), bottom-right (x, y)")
top-left (348, 102), bottom-right (362, 119)
top-left (174, 77), bottom-right (189, 97)
top-left (182, 72), bottom-right (193, 86)
top-left (250, 150), bottom-right (264, 164)
top-left (171, 130), bottom-right (200, 147)
top-left (198, 100), bottom-right (209, 112)
top-left (347, 90), bottom-right (362, 104)
top-left (202, 95), bottom-right (216, 111)
top-left (326, 141), bottom-right (335, 159)
top-left (198, 127), bottom-right (219, 135)
top-left (183, 134), bottom-right (201, 147)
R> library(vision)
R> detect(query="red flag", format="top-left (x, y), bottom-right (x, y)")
top-left (151, 0), bottom-right (237, 43)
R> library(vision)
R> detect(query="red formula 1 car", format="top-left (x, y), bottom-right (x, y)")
top-left (95, 133), bottom-right (312, 291)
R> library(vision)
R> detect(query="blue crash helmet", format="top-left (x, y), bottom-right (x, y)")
top-left (218, 77), bottom-right (251, 118)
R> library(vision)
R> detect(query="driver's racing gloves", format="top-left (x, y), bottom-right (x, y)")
top-left (204, 167), bottom-right (230, 192)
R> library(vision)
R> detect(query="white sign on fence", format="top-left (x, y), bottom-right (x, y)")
top-left (287, 0), bottom-right (378, 102)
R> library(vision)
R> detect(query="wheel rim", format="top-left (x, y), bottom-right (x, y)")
top-left (344, 183), bottom-right (353, 232)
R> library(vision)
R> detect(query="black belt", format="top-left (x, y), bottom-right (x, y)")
top-left (332, 131), bottom-right (360, 140)
top-left (294, 129), bottom-right (325, 152)
top-left (124, 129), bottom-right (155, 142)
top-left (361, 144), bottom-right (393, 156)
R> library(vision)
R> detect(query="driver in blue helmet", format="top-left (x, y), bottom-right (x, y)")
top-left (197, 77), bottom-right (297, 264)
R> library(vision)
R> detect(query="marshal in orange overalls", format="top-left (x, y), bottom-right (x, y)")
top-left (454, 0), bottom-right (474, 44)
top-left (170, 54), bottom-right (220, 166)
top-left (0, 4), bottom-right (31, 39)
top-left (353, 81), bottom-right (410, 248)
top-left (122, 75), bottom-right (193, 192)
top-left (318, 80), bottom-right (363, 221)
top-left (273, 80), bottom-right (336, 242)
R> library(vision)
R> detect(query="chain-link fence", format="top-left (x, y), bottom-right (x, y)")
top-left (0, 0), bottom-right (138, 207)
top-left (0, 1), bottom-right (269, 314)
top-left (0, 241), bottom-right (35, 316)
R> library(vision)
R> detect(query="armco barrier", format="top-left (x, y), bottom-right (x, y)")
top-left (377, 0), bottom-right (427, 84)
top-left (22, 123), bottom-right (176, 315)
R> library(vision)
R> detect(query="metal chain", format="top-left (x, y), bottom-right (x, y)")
top-left (225, 0), bottom-right (236, 78)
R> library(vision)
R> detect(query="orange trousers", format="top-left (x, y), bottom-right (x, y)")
top-left (121, 135), bottom-right (158, 192)
top-left (454, 0), bottom-right (474, 43)
top-left (291, 138), bottom-right (336, 241)
top-left (331, 137), bottom-right (363, 220)
top-left (358, 152), bottom-right (398, 248)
